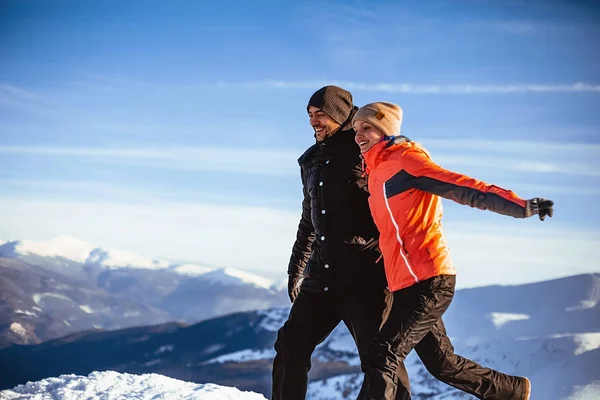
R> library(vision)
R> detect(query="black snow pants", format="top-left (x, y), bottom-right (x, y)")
top-left (358, 275), bottom-right (529, 400)
top-left (272, 285), bottom-right (411, 400)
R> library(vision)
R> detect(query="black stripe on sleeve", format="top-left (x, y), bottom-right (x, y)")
top-left (385, 169), bottom-right (526, 218)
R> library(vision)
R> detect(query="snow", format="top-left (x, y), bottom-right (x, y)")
top-left (203, 344), bottom-right (226, 354)
top-left (201, 268), bottom-right (274, 289)
top-left (487, 312), bottom-right (530, 328)
top-left (529, 348), bottom-right (600, 400)
top-left (79, 305), bottom-right (94, 314)
top-left (306, 346), bottom-right (600, 400)
top-left (7, 237), bottom-right (277, 289)
top-left (32, 292), bottom-right (74, 306)
top-left (569, 383), bottom-right (600, 400)
top-left (315, 324), bottom-right (361, 366)
top-left (307, 373), bottom-right (362, 399)
top-left (567, 299), bottom-right (599, 311)
top-left (154, 345), bottom-right (174, 355)
top-left (88, 247), bottom-right (171, 270)
top-left (274, 277), bottom-right (287, 291)
top-left (9, 322), bottom-right (28, 337)
top-left (300, 298), bottom-right (600, 400)
top-left (14, 309), bottom-right (37, 317)
top-left (208, 310), bottom-right (360, 367)
top-left (517, 333), bottom-right (600, 357)
top-left (573, 333), bottom-right (600, 356)
top-left (256, 308), bottom-right (289, 332)
top-left (173, 264), bottom-right (215, 276)
top-left (325, 325), bottom-right (358, 353)
top-left (124, 311), bottom-right (140, 317)
top-left (16, 236), bottom-right (94, 263)
top-left (12, 236), bottom-right (169, 270)
top-left (205, 349), bottom-right (276, 364)
top-left (0, 371), bottom-right (267, 399)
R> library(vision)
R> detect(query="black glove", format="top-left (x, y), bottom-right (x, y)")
top-left (288, 275), bottom-right (303, 303)
top-left (525, 198), bottom-right (554, 221)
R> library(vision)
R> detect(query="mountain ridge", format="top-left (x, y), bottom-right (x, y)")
top-left (1, 273), bottom-right (598, 399)
top-left (0, 237), bottom-right (288, 347)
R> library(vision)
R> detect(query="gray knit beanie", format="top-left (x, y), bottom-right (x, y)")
top-left (352, 102), bottom-right (403, 137)
top-left (307, 85), bottom-right (354, 125)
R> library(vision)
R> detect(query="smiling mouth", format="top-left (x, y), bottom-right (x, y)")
top-left (358, 140), bottom-right (368, 146)
top-left (314, 126), bottom-right (325, 133)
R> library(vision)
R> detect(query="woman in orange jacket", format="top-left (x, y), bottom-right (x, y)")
top-left (352, 102), bottom-right (553, 400)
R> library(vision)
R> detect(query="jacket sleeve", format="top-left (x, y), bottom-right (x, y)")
top-left (386, 147), bottom-right (528, 218)
top-left (287, 169), bottom-right (316, 277)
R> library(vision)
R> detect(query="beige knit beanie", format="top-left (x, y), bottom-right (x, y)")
top-left (352, 102), bottom-right (403, 137)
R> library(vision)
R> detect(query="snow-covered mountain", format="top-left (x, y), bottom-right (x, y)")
top-left (0, 256), bottom-right (173, 347)
top-left (0, 236), bottom-right (287, 347)
top-left (1, 274), bottom-right (598, 399)
top-left (0, 371), bottom-right (267, 399)
top-left (0, 236), bottom-right (272, 283)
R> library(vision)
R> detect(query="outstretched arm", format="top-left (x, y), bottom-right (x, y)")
top-left (387, 147), bottom-right (553, 220)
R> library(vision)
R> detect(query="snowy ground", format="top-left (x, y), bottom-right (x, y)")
top-left (0, 371), bottom-right (267, 400)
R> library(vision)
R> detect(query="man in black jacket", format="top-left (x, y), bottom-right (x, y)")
top-left (271, 86), bottom-right (411, 399)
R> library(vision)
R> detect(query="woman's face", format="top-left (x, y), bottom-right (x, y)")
top-left (353, 119), bottom-right (385, 153)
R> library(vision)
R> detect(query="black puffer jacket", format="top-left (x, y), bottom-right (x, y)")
top-left (287, 122), bottom-right (387, 293)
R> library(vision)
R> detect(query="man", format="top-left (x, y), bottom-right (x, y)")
top-left (271, 86), bottom-right (411, 399)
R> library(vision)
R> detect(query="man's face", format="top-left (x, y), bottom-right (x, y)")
top-left (308, 106), bottom-right (341, 142)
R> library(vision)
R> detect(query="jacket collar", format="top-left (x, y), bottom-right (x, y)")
top-left (362, 135), bottom-right (411, 173)
top-left (317, 126), bottom-right (355, 150)
top-left (298, 125), bottom-right (359, 166)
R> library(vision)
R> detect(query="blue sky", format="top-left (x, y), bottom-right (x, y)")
top-left (1, 0), bottom-right (599, 287)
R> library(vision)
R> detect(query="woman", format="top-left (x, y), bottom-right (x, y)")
top-left (352, 102), bottom-right (553, 399)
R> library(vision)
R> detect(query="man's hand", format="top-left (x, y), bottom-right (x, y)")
top-left (525, 198), bottom-right (554, 221)
top-left (288, 275), bottom-right (303, 303)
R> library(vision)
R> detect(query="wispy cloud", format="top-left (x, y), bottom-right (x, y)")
top-left (490, 21), bottom-right (536, 35)
top-left (1, 139), bottom-right (598, 177)
top-left (59, 78), bottom-right (600, 94)
top-left (0, 145), bottom-right (301, 176)
top-left (2, 78), bottom-right (598, 126)
top-left (0, 83), bottom-right (111, 122)
top-left (422, 139), bottom-right (600, 155)
top-left (0, 84), bottom-right (60, 116)
top-left (0, 84), bottom-right (47, 101)
top-left (0, 178), bottom-right (296, 207)
top-left (338, 5), bottom-right (379, 19)
top-left (240, 80), bottom-right (600, 94)
top-left (435, 154), bottom-right (600, 177)
top-left (418, 138), bottom-right (600, 176)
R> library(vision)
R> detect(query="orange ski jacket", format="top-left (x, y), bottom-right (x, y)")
top-left (363, 136), bottom-right (529, 292)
